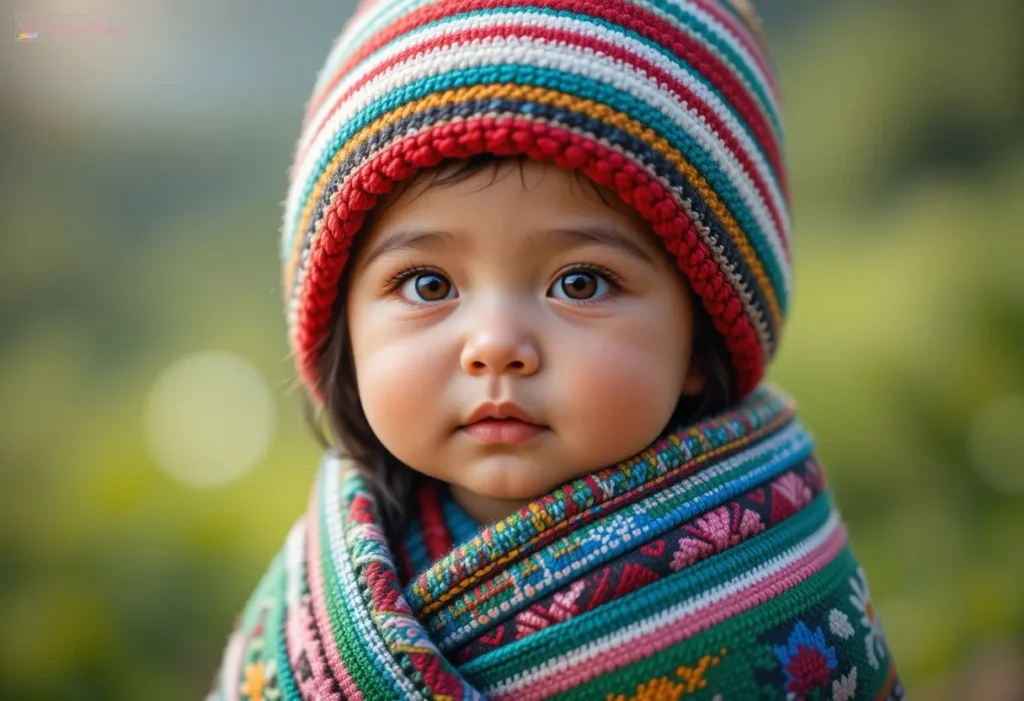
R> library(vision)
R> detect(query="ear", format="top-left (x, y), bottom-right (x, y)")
top-left (681, 354), bottom-right (708, 397)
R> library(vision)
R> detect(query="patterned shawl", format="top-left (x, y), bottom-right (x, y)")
top-left (208, 385), bottom-right (904, 700)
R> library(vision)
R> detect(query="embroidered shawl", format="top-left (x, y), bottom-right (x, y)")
top-left (208, 385), bottom-right (903, 700)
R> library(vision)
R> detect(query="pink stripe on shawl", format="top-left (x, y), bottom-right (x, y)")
top-left (304, 473), bottom-right (365, 700)
top-left (218, 627), bottom-right (248, 701)
top-left (495, 521), bottom-right (847, 700)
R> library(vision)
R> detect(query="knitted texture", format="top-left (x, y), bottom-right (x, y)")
top-left (207, 385), bottom-right (903, 700)
top-left (282, 0), bottom-right (793, 402)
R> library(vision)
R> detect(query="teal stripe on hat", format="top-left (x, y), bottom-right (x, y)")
top-left (290, 65), bottom-right (789, 313)
top-left (381, 6), bottom-right (783, 180)
top-left (640, 0), bottom-right (783, 139)
top-left (309, 2), bottom-right (782, 169)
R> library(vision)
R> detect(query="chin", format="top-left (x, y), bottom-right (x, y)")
top-left (465, 456), bottom-right (565, 500)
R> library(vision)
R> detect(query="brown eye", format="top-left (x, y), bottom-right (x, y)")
top-left (549, 267), bottom-right (615, 303)
top-left (560, 270), bottom-right (608, 302)
top-left (561, 272), bottom-right (596, 299)
top-left (400, 272), bottom-right (455, 303)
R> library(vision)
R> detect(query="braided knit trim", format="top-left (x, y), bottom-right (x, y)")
top-left (290, 18), bottom-right (790, 240)
top-left (285, 87), bottom-right (784, 339)
top-left (292, 2), bottom-right (789, 207)
top-left (292, 115), bottom-right (768, 402)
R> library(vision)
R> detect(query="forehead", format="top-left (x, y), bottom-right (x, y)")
top-left (378, 157), bottom-right (626, 217)
top-left (356, 158), bottom-right (666, 260)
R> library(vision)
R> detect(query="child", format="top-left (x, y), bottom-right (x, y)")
top-left (209, 0), bottom-right (903, 698)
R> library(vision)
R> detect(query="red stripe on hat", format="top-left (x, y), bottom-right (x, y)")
top-left (294, 22), bottom-right (788, 248)
top-left (688, 0), bottom-right (779, 99)
top-left (300, 0), bottom-right (781, 186)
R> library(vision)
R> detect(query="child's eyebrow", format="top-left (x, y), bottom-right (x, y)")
top-left (360, 223), bottom-right (655, 268)
top-left (529, 225), bottom-right (656, 265)
top-left (360, 230), bottom-right (454, 268)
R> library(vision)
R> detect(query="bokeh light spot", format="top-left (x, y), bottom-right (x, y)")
top-left (144, 351), bottom-right (275, 488)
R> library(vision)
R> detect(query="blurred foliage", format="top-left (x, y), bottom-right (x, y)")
top-left (1, 0), bottom-right (1022, 698)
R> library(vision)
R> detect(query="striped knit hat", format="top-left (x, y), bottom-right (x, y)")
top-left (282, 0), bottom-right (791, 403)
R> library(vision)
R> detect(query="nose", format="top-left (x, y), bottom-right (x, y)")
top-left (459, 303), bottom-right (540, 377)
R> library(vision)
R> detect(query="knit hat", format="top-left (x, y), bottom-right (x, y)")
top-left (282, 0), bottom-right (791, 402)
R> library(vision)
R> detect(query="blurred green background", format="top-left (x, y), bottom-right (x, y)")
top-left (2, 0), bottom-right (1022, 698)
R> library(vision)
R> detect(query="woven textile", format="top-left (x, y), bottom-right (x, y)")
top-left (207, 385), bottom-right (903, 700)
top-left (282, 0), bottom-right (793, 402)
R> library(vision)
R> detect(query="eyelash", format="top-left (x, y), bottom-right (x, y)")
top-left (383, 262), bottom-right (624, 306)
top-left (553, 263), bottom-right (624, 306)
top-left (383, 264), bottom-right (436, 291)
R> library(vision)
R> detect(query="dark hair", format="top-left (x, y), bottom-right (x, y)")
top-left (302, 154), bottom-right (734, 545)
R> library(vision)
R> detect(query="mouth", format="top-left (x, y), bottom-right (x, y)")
top-left (459, 417), bottom-right (547, 445)
top-left (459, 402), bottom-right (548, 445)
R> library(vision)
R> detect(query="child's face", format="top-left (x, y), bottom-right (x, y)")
top-left (345, 159), bottom-right (706, 523)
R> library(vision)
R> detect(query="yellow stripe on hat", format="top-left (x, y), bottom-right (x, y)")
top-left (286, 83), bottom-right (781, 330)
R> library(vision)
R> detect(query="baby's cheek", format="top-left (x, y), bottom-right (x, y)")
top-left (560, 342), bottom-right (682, 459)
top-left (356, 342), bottom-right (447, 460)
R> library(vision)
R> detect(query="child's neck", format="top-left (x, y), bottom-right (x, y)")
top-left (449, 484), bottom-right (534, 526)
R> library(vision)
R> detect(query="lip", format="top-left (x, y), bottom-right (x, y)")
top-left (463, 401), bottom-right (541, 426)
top-left (459, 402), bottom-right (547, 445)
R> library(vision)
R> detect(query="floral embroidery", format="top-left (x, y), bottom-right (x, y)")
top-left (454, 463), bottom-right (823, 665)
top-left (772, 621), bottom-right (837, 696)
top-left (239, 659), bottom-right (281, 701)
top-left (771, 471), bottom-right (813, 512)
top-left (516, 579), bottom-right (587, 636)
top-left (828, 609), bottom-right (854, 640)
top-left (831, 666), bottom-right (858, 701)
top-left (752, 561), bottom-right (902, 700)
top-left (849, 566), bottom-right (887, 669)
top-left (670, 505), bottom-right (764, 571)
top-left (606, 676), bottom-right (685, 701)
top-left (606, 650), bottom-right (727, 701)
top-left (676, 649), bottom-right (726, 693)
top-left (236, 598), bottom-right (283, 701)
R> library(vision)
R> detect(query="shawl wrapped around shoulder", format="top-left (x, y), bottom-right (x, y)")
top-left (208, 385), bottom-right (903, 700)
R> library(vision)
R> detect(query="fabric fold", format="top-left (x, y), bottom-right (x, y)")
top-left (207, 384), bottom-right (903, 700)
